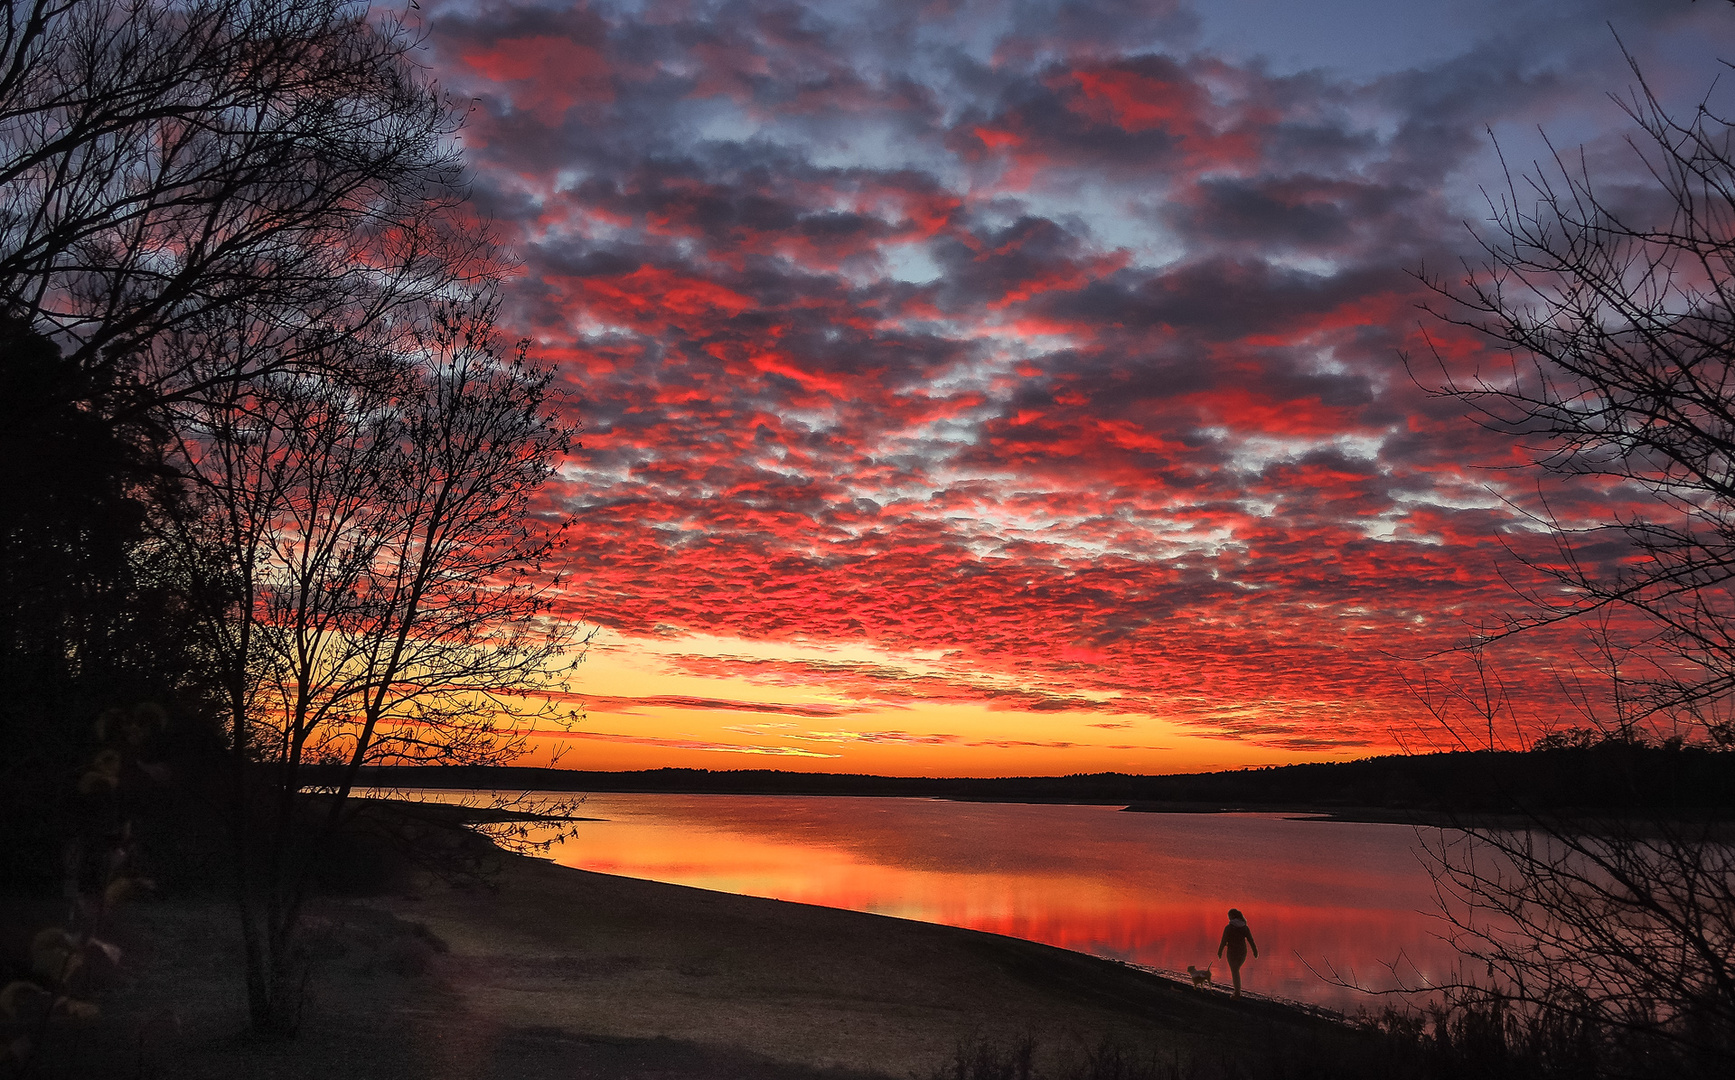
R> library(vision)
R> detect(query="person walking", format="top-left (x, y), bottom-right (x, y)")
top-left (1217, 908), bottom-right (1258, 999)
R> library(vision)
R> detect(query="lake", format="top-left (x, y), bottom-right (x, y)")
top-left (472, 792), bottom-right (1464, 1014)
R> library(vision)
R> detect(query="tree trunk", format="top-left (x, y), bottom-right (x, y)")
top-left (236, 893), bottom-right (305, 1038)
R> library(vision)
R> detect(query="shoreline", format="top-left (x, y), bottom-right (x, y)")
top-left (381, 853), bottom-right (1360, 1075)
top-left (359, 784), bottom-right (1459, 828)
top-left (66, 849), bottom-right (1357, 1080)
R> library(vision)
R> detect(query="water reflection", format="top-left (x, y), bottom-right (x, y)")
top-left (494, 792), bottom-right (1462, 1012)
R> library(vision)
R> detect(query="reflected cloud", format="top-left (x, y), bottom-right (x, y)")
top-left (528, 793), bottom-right (1466, 1013)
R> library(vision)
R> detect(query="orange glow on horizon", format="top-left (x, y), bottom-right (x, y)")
top-left (508, 629), bottom-right (1401, 776)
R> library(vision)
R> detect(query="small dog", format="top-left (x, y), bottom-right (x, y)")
top-left (1187, 965), bottom-right (1213, 988)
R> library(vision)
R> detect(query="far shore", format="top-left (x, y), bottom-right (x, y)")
top-left (372, 787), bottom-right (1487, 828)
top-left (343, 779), bottom-right (1735, 835)
top-left (324, 746), bottom-right (1735, 826)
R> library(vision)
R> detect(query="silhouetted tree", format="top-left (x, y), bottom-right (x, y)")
top-left (0, 0), bottom-right (499, 775)
top-left (0, 0), bottom-right (577, 1040)
top-left (0, 0), bottom-right (488, 412)
top-left (150, 299), bottom-right (580, 1033)
top-left (1420, 59), bottom-right (1735, 1078)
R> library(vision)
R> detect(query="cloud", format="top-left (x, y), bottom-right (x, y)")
top-left (544, 729), bottom-right (842, 758)
top-left (576, 693), bottom-right (871, 718)
top-left (420, 0), bottom-right (1732, 756)
top-left (788, 729), bottom-right (964, 745)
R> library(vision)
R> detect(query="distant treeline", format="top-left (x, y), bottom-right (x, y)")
top-left (329, 743), bottom-right (1735, 817)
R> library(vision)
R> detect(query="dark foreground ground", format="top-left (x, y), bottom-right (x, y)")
top-left (7, 848), bottom-right (1361, 1080)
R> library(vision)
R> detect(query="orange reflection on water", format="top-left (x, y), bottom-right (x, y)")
top-left (528, 794), bottom-right (1463, 1012)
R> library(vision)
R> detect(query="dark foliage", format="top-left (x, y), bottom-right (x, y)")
top-left (928, 999), bottom-right (1651, 1080)
top-left (0, 316), bottom-right (224, 894)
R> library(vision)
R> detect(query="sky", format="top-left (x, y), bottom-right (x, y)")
top-left (416, 0), bottom-right (1735, 776)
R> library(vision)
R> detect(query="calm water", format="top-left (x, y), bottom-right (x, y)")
top-left (463, 792), bottom-right (1463, 1013)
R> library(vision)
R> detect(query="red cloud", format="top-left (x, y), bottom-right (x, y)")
top-left (420, 0), bottom-right (1678, 763)
top-left (461, 36), bottom-right (613, 124)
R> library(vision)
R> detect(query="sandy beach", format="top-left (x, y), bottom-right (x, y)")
top-left (37, 848), bottom-right (1349, 1080)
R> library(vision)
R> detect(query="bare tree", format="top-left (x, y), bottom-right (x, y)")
top-left (1419, 58), bottom-right (1735, 1077)
top-left (0, 0), bottom-right (502, 778)
top-left (1426, 57), bottom-right (1735, 731)
top-left (153, 299), bottom-right (581, 1033)
top-left (1, 0), bottom-right (579, 1039)
top-left (0, 0), bottom-right (489, 413)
